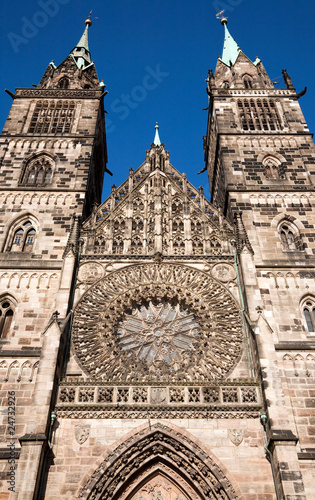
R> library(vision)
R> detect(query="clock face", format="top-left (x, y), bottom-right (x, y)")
top-left (72, 263), bottom-right (243, 383)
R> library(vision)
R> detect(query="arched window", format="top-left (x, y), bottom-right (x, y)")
top-left (243, 75), bottom-right (253, 89)
top-left (8, 220), bottom-right (37, 252)
top-left (263, 156), bottom-right (284, 179)
top-left (301, 298), bottom-right (315, 333)
top-left (21, 155), bottom-right (54, 186)
top-left (28, 100), bottom-right (75, 134)
top-left (0, 297), bottom-right (15, 339)
top-left (222, 81), bottom-right (229, 89)
top-left (238, 99), bottom-right (282, 131)
top-left (58, 77), bottom-right (69, 89)
top-left (279, 221), bottom-right (302, 252)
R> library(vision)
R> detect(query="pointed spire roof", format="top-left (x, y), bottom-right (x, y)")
top-left (153, 122), bottom-right (161, 146)
top-left (70, 13), bottom-right (93, 70)
top-left (219, 18), bottom-right (241, 66)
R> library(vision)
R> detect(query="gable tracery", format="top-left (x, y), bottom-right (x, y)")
top-left (86, 161), bottom-right (229, 257)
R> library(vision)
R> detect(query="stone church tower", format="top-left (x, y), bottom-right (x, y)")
top-left (0, 16), bottom-right (314, 500)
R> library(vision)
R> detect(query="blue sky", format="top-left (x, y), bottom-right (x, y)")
top-left (1, 0), bottom-right (314, 202)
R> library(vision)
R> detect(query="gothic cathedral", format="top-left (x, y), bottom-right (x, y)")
top-left (0, 15), bottom-right (314, 500)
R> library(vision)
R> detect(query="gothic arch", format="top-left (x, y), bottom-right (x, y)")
top-left (2, 213), bottom-right (38, 253)
top-left (77, 423), bottom-right (241, 500)
top-left (0, 293), bottom-right (17, 339)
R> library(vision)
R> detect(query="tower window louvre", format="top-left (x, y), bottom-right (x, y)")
top-left (28, 100), bottom-right (75, 135)
top-left (238, 99), bottom-right (282, 131)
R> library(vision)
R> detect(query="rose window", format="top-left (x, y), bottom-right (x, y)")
top-left (117, 301), bottom-right (200, 366)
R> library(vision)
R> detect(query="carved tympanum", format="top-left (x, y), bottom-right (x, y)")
top-left (72, 263), bottom-right (243, 382)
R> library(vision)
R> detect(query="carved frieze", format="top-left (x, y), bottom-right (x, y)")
top-left (56, 382), bottom-right (261, 418)
top-left (71, 263), bottom-right (244, 382)
top-left (16, 89), bottom-right (101, 98)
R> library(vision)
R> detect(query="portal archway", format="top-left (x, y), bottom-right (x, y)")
top-left (78, 424), bottom-right (239, 500)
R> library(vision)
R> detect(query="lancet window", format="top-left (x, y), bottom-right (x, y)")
top-left (7, 220), bottom-right (37, 253)
top-left (0, 297), bottom-right (15, 339)
top-left (243, 75), bottom-right (253, 89)
top-left (279, 222), bottom-right (302, 252)
top-left (302, 298), bottom-right (315, 333)
top-left (58, 77), bottom-right (69, 89)
top-left (28, 100), bottom-right (75, 134)
top-left (21, 155), bottom-right (53, 186)
top-left (238, 99), bottom-right (282, 131)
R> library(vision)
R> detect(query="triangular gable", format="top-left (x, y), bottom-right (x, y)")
top-left (82, 145), bottom-right (235, 256)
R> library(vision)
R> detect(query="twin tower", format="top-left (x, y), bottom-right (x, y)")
top-left (0, 16), bottom-right (315, 500)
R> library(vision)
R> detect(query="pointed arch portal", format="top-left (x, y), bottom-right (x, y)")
top-left (78, 425), bottom-right (239, 500)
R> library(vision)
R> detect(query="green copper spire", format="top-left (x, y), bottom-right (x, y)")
top-left (154, 122), bottom-right (161, 146)
top-left (70, 14), bottom-right (92, 70)
top-left (219, 18), bottom-right (241, 66)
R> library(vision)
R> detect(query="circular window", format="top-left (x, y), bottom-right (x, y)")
top-left (117, 301), bottom-right (200, 367)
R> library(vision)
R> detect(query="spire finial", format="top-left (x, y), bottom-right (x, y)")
top-left (153, 122), bottom-right (161, 146)
top-left (219, 17), bottom-right (241, 67)
top-left (85, 11), bottom-right (92, 27)
top-left (70, 14), bottom-right (93, 69)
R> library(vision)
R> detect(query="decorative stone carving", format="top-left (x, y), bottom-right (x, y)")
top-left (77, 424), bottom-right (239, 500)
top-left (75, 424), bottom-right (90, 445)
top-left (57, 408), bottom-right (260, 419)
top-left (228, 429), bottom-right (244, 447)
top-left (78, 262), bottom-right (104, 283)
top-left (57, 383), bottom-right (260, 415)
top-left (17, 89), bottom-right (100, 98)
top-left (151, 387), bottom-right (167, 405)
top-left (211, 263), bottom-right (236, 283)
top-left (82, 147), bottom-right (235, 257)
top-left (72, 263), bottom-right (243, 383)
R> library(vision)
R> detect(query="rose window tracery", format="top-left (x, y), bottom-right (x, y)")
top-left (117, 301), bottom-right (200, 367)
top-left (72, 264), bottom-right (243, 382)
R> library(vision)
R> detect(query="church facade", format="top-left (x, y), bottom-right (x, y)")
top-left (0, 15), bottom-right (314, 500)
